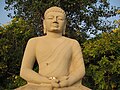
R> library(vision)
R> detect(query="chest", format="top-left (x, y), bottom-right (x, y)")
top-left (35, 39), bottom-right (72, 60)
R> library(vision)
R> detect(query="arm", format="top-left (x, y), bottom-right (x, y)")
top-left (59, 40), bottom-right (85, 87)
top-left (68, 40), bottom-right (85, 85)
top-left (20, 38), bottom-right (51, 84)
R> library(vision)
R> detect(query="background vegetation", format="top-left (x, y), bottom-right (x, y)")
top-left (0, 0), bottom-right (120, 89)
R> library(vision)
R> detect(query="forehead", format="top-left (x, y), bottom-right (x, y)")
top-left (45, 12), bottom-right (65, 17)
top-left (44, 7), bottom-right (66, 18)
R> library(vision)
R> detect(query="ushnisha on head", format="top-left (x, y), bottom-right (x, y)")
top-left (43, 6), bottom-right (66, 35)
top-left (44, 6), bottom-right (66, 18)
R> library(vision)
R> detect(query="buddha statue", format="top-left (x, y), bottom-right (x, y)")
top-left (16, 6), bottom-right (91, 90)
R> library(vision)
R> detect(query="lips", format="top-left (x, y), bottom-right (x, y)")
top-left (52, 24), bottom-right (59, 27)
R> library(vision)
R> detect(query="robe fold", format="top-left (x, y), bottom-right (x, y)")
top-left (15, 36), bottom-right (91, 90)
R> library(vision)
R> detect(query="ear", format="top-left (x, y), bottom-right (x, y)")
top-left (43, 20), bottom-right (47, 34)
top-left (62, 20), bottom-right (66, 35)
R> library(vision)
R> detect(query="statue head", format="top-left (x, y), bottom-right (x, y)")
top-left (43, 6), bottom-right (66, 35)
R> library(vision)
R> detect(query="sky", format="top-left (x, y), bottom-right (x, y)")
top-left (0, 0), bottom-right (120, 26)
top-left (107, 0), bottom-right (120, 21)
top-left (0, 0), bottom-right (13, 25)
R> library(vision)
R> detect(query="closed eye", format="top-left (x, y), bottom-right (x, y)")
top-left (58, 17), bottom-right (64, 20)
top-left (47, 16), bottom-right (54, 19)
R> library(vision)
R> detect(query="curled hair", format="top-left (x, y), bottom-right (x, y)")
top-left (44, 6), bottom-right (66, 18)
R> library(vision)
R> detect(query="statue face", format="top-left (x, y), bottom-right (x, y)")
top-left (44, 11), bottom-right (66, 34)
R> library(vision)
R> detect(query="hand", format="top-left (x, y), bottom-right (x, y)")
top-left (58, 76), bottom-right (69, 81)
top-left (59, 79), bottom-right (69, 87)
top-left (51, 79), bottom-right (60, 88)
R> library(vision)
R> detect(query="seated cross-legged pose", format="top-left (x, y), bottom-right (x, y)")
top-left (16, 6), bottom-right (91, 90)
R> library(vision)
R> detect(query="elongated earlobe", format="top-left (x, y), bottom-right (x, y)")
top-left (62, 21), bottom-right (66, 35)
top-left (44, 28), bottom-right (47, 35)
top-left (43, 20), bottom-right (47, 34)
top-left (62, 29), bottom-right (65, 35)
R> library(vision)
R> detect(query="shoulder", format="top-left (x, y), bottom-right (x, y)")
top-left (27, 37), bottom-right (37, 44)
top-left (27, 36), bottom-right (45, 43)
top-left (63, 37), bottom-right (79, 44)
top-left (26, 37), bottom-right (39, 46)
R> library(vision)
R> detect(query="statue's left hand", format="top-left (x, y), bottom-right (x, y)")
top-left (51, 79), bottom-right (60, 88)
top-left (59, 79), bottom-right (69, 87)
top-left (58, 76), bottom-right (69, 81)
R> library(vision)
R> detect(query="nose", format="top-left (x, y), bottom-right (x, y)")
top-left (53, 16), bottom-right (58, 23)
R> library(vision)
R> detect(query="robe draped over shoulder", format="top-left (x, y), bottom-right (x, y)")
top-left (36, 37), bottom-right (72, 77)
top-left (15, 36), bottom-right (91, 90)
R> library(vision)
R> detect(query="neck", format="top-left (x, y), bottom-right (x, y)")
top-left (46, 32), bottom-right (62, 38)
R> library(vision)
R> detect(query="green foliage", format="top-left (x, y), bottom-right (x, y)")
top-left (0, 18), bottom-right (36, 89)
top-left (83, 30), bottom-right (120, 89)
top-left (1, 0), bottom-right (120, 89)
top-left (5, 0), bottom-right (118, 41)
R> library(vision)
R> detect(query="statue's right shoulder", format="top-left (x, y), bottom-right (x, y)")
top-left (28, 37), bottom-right (37, 43)
top-left (28, 36), bottom-right (44, 42)
top-left (27, 36), bottom-right (45, 44)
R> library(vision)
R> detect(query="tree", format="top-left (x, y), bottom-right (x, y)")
top-left (1, 0), bottom-right (120, 89)
top-left (82, 16), bottom-right (120, 89)
top-left (113, 9), bottom-right (120, 33)
top-left (4, 0), bottom-right (118, 43)
top-left (0, 18), bottom-right (36, 89)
